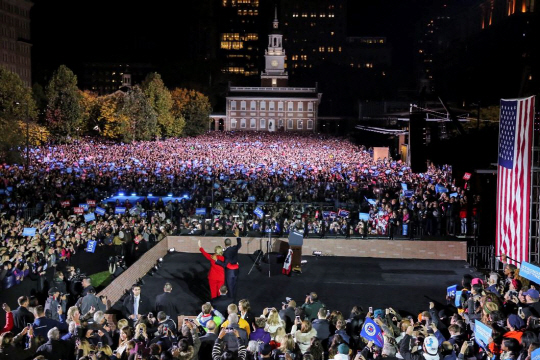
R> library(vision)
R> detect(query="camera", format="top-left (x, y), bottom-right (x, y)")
top-left (225, 327), bottom-right (234, 333)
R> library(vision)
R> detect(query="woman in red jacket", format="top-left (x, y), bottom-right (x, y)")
top-left (198, 240), bottom-right (225, 299)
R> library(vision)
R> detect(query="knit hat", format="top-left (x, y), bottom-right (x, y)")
top-left (338, 344), bottom-right (350, 355)
top-left (483, 302), bottom-right (499, 314)
top-left (508, 314), bottom-right (525, 330)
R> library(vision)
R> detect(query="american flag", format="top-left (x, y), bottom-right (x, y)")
top-left (496, 96), bottom-right (535, 265)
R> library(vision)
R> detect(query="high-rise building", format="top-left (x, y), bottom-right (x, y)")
top-left (0, 0), bottom-right (32, 87)
top-left (218, 0), bottom-right (264, 79)
top-left (79, 62), bottom-right (155, 95)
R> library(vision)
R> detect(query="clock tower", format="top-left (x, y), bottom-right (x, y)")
top-left (261, 6), bottom-right (288, 87)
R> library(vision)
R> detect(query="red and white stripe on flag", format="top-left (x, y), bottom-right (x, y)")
top-left (496, 96), bottom-right (535, 266)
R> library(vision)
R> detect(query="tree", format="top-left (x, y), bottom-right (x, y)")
top-left (0, 66), bottom-right (38, 162)
top-left (119, 86), bottom-right (158, 142)
top-left (141, 73), bottom-right (177, 137)
top-left (45, 65), bottom-right (83, 140)
top-left (97, 91), bottom-right (129, 140)
top-left (170, 88), bottom-right (212, 136)
top-left (79, 90), bottom-right (100, 134)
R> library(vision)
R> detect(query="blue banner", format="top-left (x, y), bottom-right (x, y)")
top-left (86, 240), bottom-right (97, 253)
top-left (474, 321), bottom-right (492, 349)
top-left (447, 284), bottom-right (458, 298)
top-left (254, 207), bottom-right (264, 219)
top-left (23, 228), bottom-right (36, 237)
top-left (95, 207), bottom-right (106, 216)
top-left (115, 207), bottom-right (126, 214)
top-left (532, 348), bottom-right (540, 360)
top-left (338, 209), bottom-right (350, 218)
top-left (360, 317), bottom-right (384, 348)
top-left (212, 208), bottom-right (222, 215)
top-left (359, 213), bottom-right (370, 221)
top-left (435, 184), bottom-right (449, 193)
top-left (519, 262), bottom-right (540, 285)
top-left (84, 213), bottom-right (96, 222)
top-left (196, 208), bottom-right (207, 215)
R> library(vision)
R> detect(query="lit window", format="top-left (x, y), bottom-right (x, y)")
top-left (297, 120), bottom-right (303, 129)
top-left (328, 47), bottom-right (334, 52)
top-left (319, 46), bottom-right (325, 52)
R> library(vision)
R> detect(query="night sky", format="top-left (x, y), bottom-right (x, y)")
top-left (30, 0), bottom-right (435, 85)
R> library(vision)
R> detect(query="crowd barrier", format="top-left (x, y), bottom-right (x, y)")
top-left (98, 236), bottom-right (467, 305)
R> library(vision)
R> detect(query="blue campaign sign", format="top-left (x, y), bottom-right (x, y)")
top-left (224, 198), bottom-right (231, 203)
top-left (248, 196), bottom-right (256, 202)
top-left (23, 228), bottom-right (36, 237)
top-left (338, 209), bottom-right (350, 218)
top-left (401, 183), bottom-right (408, 190)
top-left (532, 348), bottom-right (540, 360)
top-left (115, 207), bottom-right (126, 214)
top-left (474, 321), bottom-right (492, 349)
top-left (359, 213), bottom-right (370, 221)
top-left (455, 290), bottom-right (462, 307)
top-left (435, 184), bottom-right (449, 193)
top-left (450, 192), bottom-right (458, 198)
top-left (404, 190), bottom-right (414, 197)
top-left (196, 208), bottom-right (207, 215)
top-left (50, 233), bottom-right (56, 241)
top-left (519, 262), bottom-right (540, 284)
top-left (84, 213), bottom-right (96, 222)
top-left (360, 317), bottom-right (384, 348)
top-left (447, 284), bottom-right (458, 298)
top-left (86, 240), bottom-right (97, 253)
top-left (79, 203), bottom-right (89, 211)
top-left (254, 207), bottom-right (264, 219)
top-left (367, 199), bottom-right (377, 205)
top-left (95, 207), bottom-right (106, 216)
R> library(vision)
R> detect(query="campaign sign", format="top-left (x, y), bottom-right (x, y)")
top-left (196, 208), bottom-right (207, 215)
top-left (211, 208), bottom-right (221, 215)
top-left (455, 291), bottom-right (463, 307)
top-left (87, 199), bottom-right (96, 207)
top-left (450, 192), bottom-right (458, 198)
top-left (447, 285), bottom-right (458, 298)
top-left (79, 203), bottom-right (89, 211)
top-left (248, 196), bottom-right (256, 202)
top-left (50, 233), bottom-right (56, 241)
top-left (359, 213), bottom-right (370, 221)
top-left (463, 172), bottom-right (472, 180)
top-left (61, 200), bottom-right (71, 208)
top-left (86, 240), bottom-right (97, 253)
top-left (531, 348), bottom-right (540, 360)
top-left (73, 207), bottom-right (84, 215)
top-left (519, 262), bottom-right (540, 285)
top-left (474, 321), bottom-right (492, 349)
top-left (224, 198), bottom-right (231, 203)
top-left (338, 209), bottom-right (350, 218)
top-left (404, 190), bottom-right (414, 197)
top-left (115, 207), bottom-right (126, 214)
top-left (84, 213), bottom-right (96, 222)
top-left (254, 207), bottom-right (264, 219)
top-left (22, 228), bottom-right (36, 237)
top-left (360, 317), bottom-right (384, 348)
top-left (95, 207), bottom-right (106, 216)
top-left (401, 183), bottom-right (408, 190)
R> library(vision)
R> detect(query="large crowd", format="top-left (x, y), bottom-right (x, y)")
top-left (0, 131), bottom-right (489, 360)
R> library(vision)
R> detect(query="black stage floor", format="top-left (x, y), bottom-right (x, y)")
top-left (111, 253), bottom-right (480, 318)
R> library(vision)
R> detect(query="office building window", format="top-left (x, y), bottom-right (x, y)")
top-left (278, 119), bottom-right (284, 128)
top-left (298, 102), bottom-right (303, 111)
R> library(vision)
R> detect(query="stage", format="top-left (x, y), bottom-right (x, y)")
top-left (109, 252), bottom-right (478, 319)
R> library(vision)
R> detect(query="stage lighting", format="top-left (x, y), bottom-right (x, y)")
top-left (182, 194), bottom-right (189, 199)
top-left (131, 193), bottom-right (136, 196)
top-left (159, 258), bottom-right (163, 262)
top-left (313, 251), bottom-right (322, 257)
top-left (167, 193), bottom-right (173, 197)
top-left (148, 193), bottom-right (153, 197)
top-left (118, 192), bottom-right (125, 196)
top-left (168, 248), bottom-right (175, 253)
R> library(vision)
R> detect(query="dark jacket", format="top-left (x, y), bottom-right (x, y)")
top-left (312, 318), bottom-right (331, 340)
top-left (199, 332), bottom-right (218, 360)
top-left (211, 295), bottom-right (231, 318)
top-left (11, 306), bottom-right (34, 334)
top-left (35, 339), bottom-right (71, 360)
top-left (220, 237), bottom-right (242, 266)
top-left (32, 316), bottom-right (68, 338)
top-left (155, 292), bottom-right (181, 322)
top-left (122, 293), bottom-right (152, 320)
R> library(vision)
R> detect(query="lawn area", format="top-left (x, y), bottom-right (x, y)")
top-left (89, 270), bottom-right (113, 291)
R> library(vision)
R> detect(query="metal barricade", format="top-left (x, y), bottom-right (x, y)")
top-left (467, 244), bottom-right (495, 271)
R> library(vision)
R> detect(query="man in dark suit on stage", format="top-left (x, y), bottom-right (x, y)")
top-left (211, 285), bottom-right (231, 317)
top-left (155, 282), bottom-right (180, 323)
top-left (215, 230), bottom-right (241, 300)
top-left (122, 285), bottom-right (151, 324)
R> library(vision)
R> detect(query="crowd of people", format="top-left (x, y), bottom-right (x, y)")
top-left (1, 245), bottom-right (539, 360)
top-left (0, 131), bottom-right (488, 360)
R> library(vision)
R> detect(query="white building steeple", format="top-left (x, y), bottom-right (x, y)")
top-left (261, 5), bottom-right (288, 87)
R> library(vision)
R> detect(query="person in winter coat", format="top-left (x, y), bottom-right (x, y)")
top-left (291, 318), bottom-right (318, 354)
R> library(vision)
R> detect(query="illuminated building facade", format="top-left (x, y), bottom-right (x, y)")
top-left (0, 0), bottom-right (32, 87)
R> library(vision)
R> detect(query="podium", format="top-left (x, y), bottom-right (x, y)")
top-left (288, 231), bottom-right (304, 270)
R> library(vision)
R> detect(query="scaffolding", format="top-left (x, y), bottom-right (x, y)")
top-left (530, 135), bottom-right (540, 263)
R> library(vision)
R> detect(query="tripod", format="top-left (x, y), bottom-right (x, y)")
top-left (247, 230), bottom-right (274, 277)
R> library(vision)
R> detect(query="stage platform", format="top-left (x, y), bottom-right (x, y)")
top-left (108, 252), bottom-right (478, 319)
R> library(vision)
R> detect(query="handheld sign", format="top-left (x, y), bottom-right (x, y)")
top-left (254, 207), bottom-right (264, 219)
top-left (338, 209), bottom-right (350, 218)
top-left (474, 321), bottom-right (492, 349)
top-left (519, 262), bottom-right (540, 285)
top-left (95, 207), bottom-right (106, 216)
top-left (360, 317), bottom-right (384, 348)
top-left (87, 199), bottom-right (96, 207)
top-left (196, 208), bottom-right (207, 215)
top-left (115, 207), bottom-right (126, 214)
top-left (73, 207), bottom-right (84, 215)
top-left (531, 348), bottom-right (540, 360)
top-left (86, 240), bottom-right (97, 253)
top-left (463, 172), bottom-right (472, 180)
top-left (455, 291), bottom-right (463, 307)
top-left (23, 228), bottom-right (36, 237)
top-left (447, 285), bottom-right (458, 298)
top-left (84, 213), bottom-right (96, 222)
